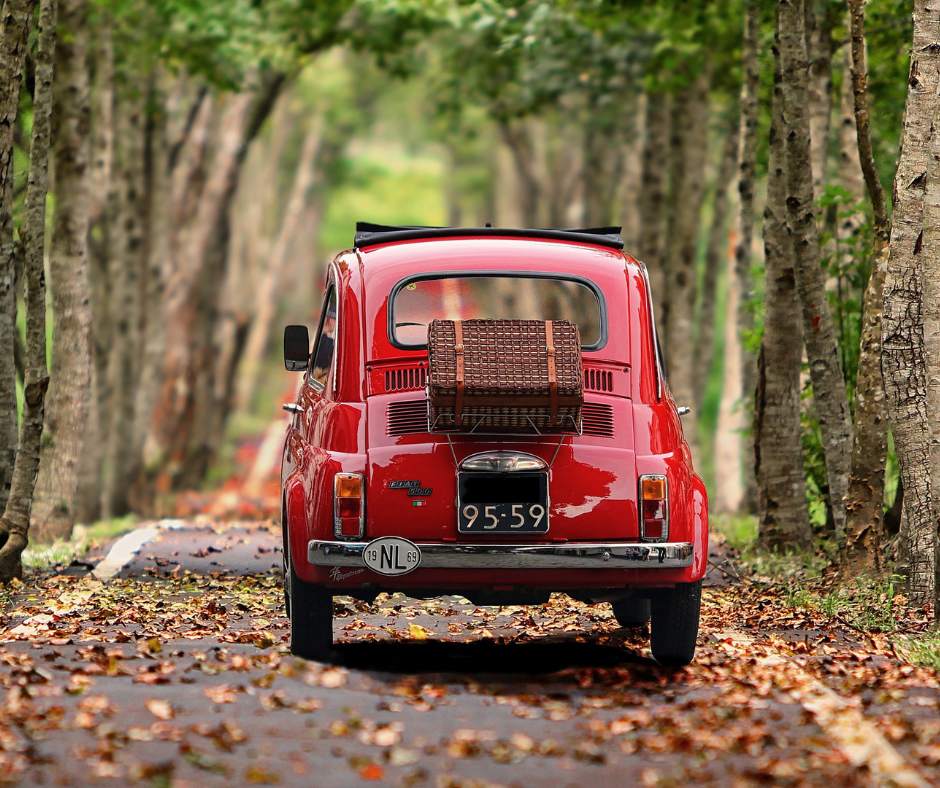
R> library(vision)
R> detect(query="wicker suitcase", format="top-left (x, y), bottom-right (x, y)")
top-left (427, 319), bottom-right (583, 433)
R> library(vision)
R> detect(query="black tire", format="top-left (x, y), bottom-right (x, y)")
top-left (282, 553), bottom-right (291, 618)
top-left (288, 564), bottom-right (334, 661)
top-left (284, 520), bottom-right (332, 661)
top-left (649, 580), bottom-right (701, 667)
top-left (611, 598), bottom-right (651, 628)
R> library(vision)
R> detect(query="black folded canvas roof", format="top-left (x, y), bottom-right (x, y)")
top-left (354, 222), bottom-right (624, 251)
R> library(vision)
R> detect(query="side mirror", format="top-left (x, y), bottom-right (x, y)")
top-left (284, 325), bottom-right (310, 371)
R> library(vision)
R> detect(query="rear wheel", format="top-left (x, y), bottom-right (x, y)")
top-left (283, 525), bottom-right (333, 661)
top-left (289, 566), bottom-right (334, 661)
top-left (649, 580), bottom-right (701, 667)
top-left (611, 598), bottom-right (650, 628)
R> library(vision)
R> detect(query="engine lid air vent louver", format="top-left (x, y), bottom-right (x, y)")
top-left (384, 366), bottom-right (427, 393)
top-left (387, 399), bottom-right (613, 438)
top-left (584, 368), bottom-right (614, 393)
top-left (581, 402), bottom-right (614, 438)
top-left (387, 400), bottom-right (428, 436)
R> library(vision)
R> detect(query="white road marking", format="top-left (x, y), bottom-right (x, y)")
top-left (91, 520), bottom-right (185, 580)
top-left (716, 630), bottom-right (929, 788)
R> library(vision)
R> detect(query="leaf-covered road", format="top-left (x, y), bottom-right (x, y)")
top-left (1, 521), bottom-right (937, 787)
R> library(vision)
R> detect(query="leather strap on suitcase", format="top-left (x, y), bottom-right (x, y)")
top-left (455, 320), bottom-right (465, 424)
top-left (546, 321), bottom-right (557, 425)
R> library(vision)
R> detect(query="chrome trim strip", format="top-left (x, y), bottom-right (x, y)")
top-left (308, 540), bottom-right (693, 570)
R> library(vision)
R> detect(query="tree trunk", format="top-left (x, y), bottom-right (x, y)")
top-left (31, 0), bottom-right (92, 543)
top-left (805, 0), bottom-right (836, 199)
top-left (74, 18), bottom-right (115, 524)
top-left (736, 0), bottom-right (761, 515)
top-left (546, 115), bottom-right (582, 229)
top-left (101, 83), bottom-right (147, 518)
top-left (0, 166), bottom-right (15, 515)
top-left (499, 120), bottom-right (542, 227)
top-left (695, 111), bottom-right (740, 407)
top-left (620, 93), bottom-right (643, 252)
top-left (714, 201), bottom-right (745, 514)
top-left (923, 97), bottom-right (940, 610)
top-left (583, 99), bottom-right (627, 227)
top-left (837, 36), bottom-right (865, 226)
top-left (778, 0), bottom-right (853, 542)
top-left (881, 0), bottom-right (940, 603)
top-left (0, 0), bottom-right (54, 579)
top-left (756, 38), bottom-right (813, 549)
top-left (842, 0), bottom-right (892, 578)
top-left (0, 0), bottom-right (37, 515)
top-left (88, 15), bottom-right (113, 227)
top-left (148, 77), bottom-right (284, 495)
top-left (663, 71), bottom-right (710, 463)
top-left (638, 92), bottom-right (669, 335)
top-left (131, 83), bottom-right (208, 509)
top-left (0, 0), bottom-right (36, 209)
top-left (237, 116), bottom-right (323, 412)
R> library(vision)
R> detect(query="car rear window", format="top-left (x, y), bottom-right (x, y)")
top-left (390, 274), bottom-right (604, 349)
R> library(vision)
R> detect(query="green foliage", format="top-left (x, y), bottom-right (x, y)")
top-left (432, 1), bottom-right (646, 123)
top-left (900, 630), bottom-right (940, 673)
top-left (97, 0), bottom-right (358, 88)
top-left (710, 512), bottom-right (758, 552)
top-left (799, 187), bottom-right (882, 532)
top-left (21, 517), bottom-right (138, 569)
top-left (788, 575), bottom-right (903, 634)
top-left (816, 185), bottom-right (874, 401)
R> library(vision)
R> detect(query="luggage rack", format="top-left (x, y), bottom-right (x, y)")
top-left (427, 408), bottom-right (584, 437)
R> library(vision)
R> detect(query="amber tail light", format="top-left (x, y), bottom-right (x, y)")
top-left (639, 475), bottom-right (668, 542)
top-left (334, 473), bottom-right (365, 539)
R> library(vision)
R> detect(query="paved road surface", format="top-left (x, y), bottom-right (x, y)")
top-left (1, 521), bottom-right (936, 788)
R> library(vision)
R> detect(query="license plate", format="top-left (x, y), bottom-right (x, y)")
top-left (457, 472), bottom-right (549, 533)
top-left (363, 536), bottom-right (421, 576)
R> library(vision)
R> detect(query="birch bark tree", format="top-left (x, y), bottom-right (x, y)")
top-left (842, 0), bottom-right (891, 577)
top-left (756, 36), bottom-right (812, 549)
top-left (638, 93), bottom-right (669, 332)
top-left (735, 0), bottom-right (761, 515)
top-left (805, 0), bottom-right (836, 200)
top-left (778, 0), bottom-right (853, 542)
top-left (923, 91), bottom-right (940, 610)
top-left (881, 0), bottom-right (940, 603)
top-left (101, 84), bottom-right (147, 518)
top-left (30, 0), bottom-right (92, 543)
top-left (695, 111), bottom-right (740, 408)
top-left (663, 70), bottom-right (710, 461)
top-left (0, 0), bottom-right (37, 516)
top-left (0, 0), bottom-right (55, 579)
top-left (237, 115), bottom-right (324, 411)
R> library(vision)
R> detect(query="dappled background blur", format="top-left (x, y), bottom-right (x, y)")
top-left (2, 0), bottom-right (913, 565)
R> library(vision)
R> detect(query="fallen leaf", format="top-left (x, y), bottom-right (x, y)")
top-left (144, 698), bottom-right (174, 720)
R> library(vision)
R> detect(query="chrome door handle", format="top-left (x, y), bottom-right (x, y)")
top-left (677, 406), bottom-right (691, 416)
top-left (283, 403), bottom-right (303, 414)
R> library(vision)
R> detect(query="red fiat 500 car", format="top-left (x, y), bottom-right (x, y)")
top-left (280, 224), bottom-right (708, 666)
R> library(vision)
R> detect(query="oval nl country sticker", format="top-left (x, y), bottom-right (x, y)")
top-left (363, 537), bottom-right (421, 576)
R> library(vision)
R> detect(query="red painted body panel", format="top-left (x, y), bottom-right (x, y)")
top-left (281, 236), bottom-right (708, 593)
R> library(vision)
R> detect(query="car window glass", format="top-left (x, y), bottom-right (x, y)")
top-left (310, 287), bottom-right (337, 387)
top-left (393, 276), bottom-right (601, 347)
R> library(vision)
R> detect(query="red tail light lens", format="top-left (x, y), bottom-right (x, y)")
top-left (639, 475), bottom-right (668, 542)
top-left (334, 473), bottom-right (365, 538)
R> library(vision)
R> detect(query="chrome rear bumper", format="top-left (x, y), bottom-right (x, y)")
top-left (308, 540), bottom-right (694, 570)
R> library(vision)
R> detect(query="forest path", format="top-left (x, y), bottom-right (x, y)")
top-left (1, 522), bottom-right (937, 787)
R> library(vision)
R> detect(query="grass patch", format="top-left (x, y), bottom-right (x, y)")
top-left (785, 573), bottom-right (903, 634)
top-left (711, 512), bottom-right (828, 582)
top-left (710, 512), bottom-right (758, 552)
top-left (899, 630), bottom-right (940, 672)
top-left (85, 515), bottom-right (138, 544)
top-left (22, 515), bottom-right (139, 570)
